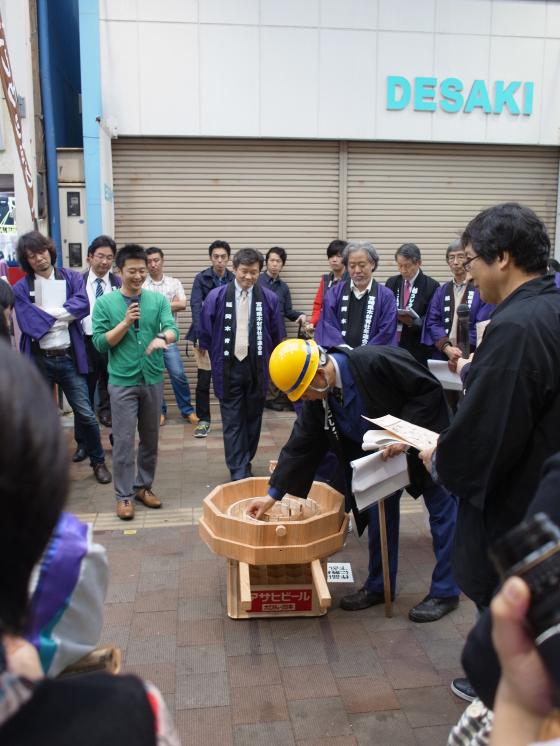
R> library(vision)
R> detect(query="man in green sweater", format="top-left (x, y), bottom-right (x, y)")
top-left (93, 244), bottom-right (179, 520)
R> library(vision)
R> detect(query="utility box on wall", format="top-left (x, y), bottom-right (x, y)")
top-left (57, 149), bottom-right (87, 269)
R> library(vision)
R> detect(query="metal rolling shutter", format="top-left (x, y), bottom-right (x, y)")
top-left (346, 142), bottom-right (559, 283)
top-left (112, 138), bottom-right (340, 399)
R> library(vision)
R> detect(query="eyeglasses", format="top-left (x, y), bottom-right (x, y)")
top-left (93, 253), bottom-right (114, 262)
top-left (447, 254), bottom-right (467, 264)
top-left (462, 255), bottom-right (482, 272)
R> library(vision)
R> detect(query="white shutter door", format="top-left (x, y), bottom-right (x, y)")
top-left (112, 138), bottom-right (341, 402)
top-left (346, 142), bottom-right (559, 282)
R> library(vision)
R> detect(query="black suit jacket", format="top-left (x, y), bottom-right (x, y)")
top-left (269, 345), bottom-right (450, 534)
top-left (385, 271), bottom-right (439, 366)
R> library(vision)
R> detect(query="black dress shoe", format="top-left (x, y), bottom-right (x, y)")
top-left (408, 595), bottom-right (459, 623)
top-left (340, 588), bottom-right (387, 611)
top-left (451, 677), bottom-right (476, 703)
top-left (92, 462), bottom-right (112, 484)
top-left (72, 447), bottom-right (87, 463)
top-left (98, 413), bottom-right (112, 428)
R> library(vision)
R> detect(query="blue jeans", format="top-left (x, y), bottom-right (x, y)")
top-left (40, 353), bottom-right (105, 465)
top-left (161, 343), bottom-right (194, 416)
top-left (365, 485), bottom-right (460, 599)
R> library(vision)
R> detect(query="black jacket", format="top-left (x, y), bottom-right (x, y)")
top-left (461, 452), bottom-right (560, 709)
top-left (186, 266), bottom-right (234, 342)
top-left (269, 345), bottom-right (450, 534)
top-left (385, 271), bottom-right (439, 366)
top-left (257, 272), bottom-right (303, 338)
top-left (436, 275), bottom-right (560, 606)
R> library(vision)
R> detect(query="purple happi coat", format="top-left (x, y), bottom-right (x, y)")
top-left (198, 282), bottom-right (283, 399)
top-left (314, 279), bottom-right (397, 348)
top-left (421, 281), bottom-right (494, 354)
top-left (13, 267), bottom-right (90, 373)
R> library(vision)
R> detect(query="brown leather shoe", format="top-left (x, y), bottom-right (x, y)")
top-left (93, 462), bottom-right (112, 484)
top-left (116, 498), bottom-right (135, 520)
top-left (135, 487), bottom-right (162, 509)
top-left (182, 412), bottom-right (200, 425)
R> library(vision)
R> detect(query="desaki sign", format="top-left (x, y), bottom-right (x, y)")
top-left (386, 76), bottom-right (534, 116)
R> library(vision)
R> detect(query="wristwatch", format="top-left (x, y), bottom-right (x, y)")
top-left (156, 333), bottom-right (167, 341)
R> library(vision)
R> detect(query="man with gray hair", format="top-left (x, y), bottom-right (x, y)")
top-left (422, 239), bottom-right (493, 368)
top-left (386, 243), bottom-right (439, 366)
top-left (314, 241), bottom-right (397, 348)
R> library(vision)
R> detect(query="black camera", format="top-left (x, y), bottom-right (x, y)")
top-left (490, 512), bottom-right (560, 693)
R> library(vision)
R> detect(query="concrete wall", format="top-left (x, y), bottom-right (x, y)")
top-left (99, 0), bottom-right (560, 145)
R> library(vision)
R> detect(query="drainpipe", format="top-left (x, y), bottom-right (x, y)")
top-left (36, 0), bottom-right (62, 265)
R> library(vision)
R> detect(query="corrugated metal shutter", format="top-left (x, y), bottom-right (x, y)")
top-left (112, 137), bottom-right (559, 404)
top-left (112, 138), bottom-right (341, 400)
top-left (346, 141), bottom-right (559, 282)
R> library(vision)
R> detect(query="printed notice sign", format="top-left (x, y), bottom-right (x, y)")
top-left (327, 562), bottom-right (354, 583)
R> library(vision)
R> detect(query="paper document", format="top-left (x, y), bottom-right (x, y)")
top-left (476, 319), bottom-right (491, 347)
top-left (362, 415), bottom-right (439, 452)
top-left (350, 451), bottom-right (409, 512)
top-left (427, 359), bottom-right (463, 391)
top-left (327, 562), bottom-right (354, 583)
top-left (397, 308), bottom-right (419, 320)
top-left (35, 278), bottom-right (67, 309)
top-left (362, 429), bottom-right (408, 452)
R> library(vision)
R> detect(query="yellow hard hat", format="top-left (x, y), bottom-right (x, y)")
top-left (269, 338), bottom-right (321, 401)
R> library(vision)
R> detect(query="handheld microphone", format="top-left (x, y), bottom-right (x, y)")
top-left (456, 303), bottom-right (470, 358)
top-left (129, 295), bottom-right (140, 331)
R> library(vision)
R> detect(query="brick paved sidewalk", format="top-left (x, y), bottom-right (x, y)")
top-left (65, 409), bottom-right (471, 746)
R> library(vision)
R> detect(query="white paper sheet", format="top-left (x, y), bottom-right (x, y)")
top-left (362, 429), bottom-right (408, 452)
top-left (362, 415), bottom-right (439, 451)
top-left (427, 359), bottom-right (463, 391)
top-left (397, 308), bottom-right (419, 319)
top-left (350, 451), bottom-right (409, 511)
top-left (36, 278), bottom-right (67, 309)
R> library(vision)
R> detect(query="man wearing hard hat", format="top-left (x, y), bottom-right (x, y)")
top-left (248, 339), bottom-right (460, 623)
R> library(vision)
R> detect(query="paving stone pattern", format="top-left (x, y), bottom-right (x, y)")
top-left (65, 408), bottom-right (471, 745)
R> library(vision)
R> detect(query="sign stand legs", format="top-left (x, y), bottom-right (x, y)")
top-left (378, 499), bottom-right (393, 618)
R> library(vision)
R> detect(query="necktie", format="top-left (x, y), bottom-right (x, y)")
top-left (95, 278), bottom-right (104, 299)
top-left (403, 280), bottom-right (411, 307)
top-left (234, 290), bottom-right (248, 361)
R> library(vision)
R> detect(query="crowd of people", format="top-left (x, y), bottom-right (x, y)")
top-left (2, 200), bottom-right (560, 744)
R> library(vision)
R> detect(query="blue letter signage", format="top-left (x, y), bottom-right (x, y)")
top-left (386, 76), bottom-right (534, 115)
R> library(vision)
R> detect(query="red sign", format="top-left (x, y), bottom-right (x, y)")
top-left (249, 588), bottom-right (313, 613)
top-left (0, 13), bottom-right (35, 222)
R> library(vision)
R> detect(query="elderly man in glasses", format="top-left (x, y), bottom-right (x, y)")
top-left (422, 239), bottom-right (493, 368)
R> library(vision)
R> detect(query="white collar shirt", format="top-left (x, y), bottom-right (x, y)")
top-left (82, 269), bottom-right (113, 335)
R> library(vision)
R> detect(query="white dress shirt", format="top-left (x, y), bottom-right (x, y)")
top-left (82, 269), bottom-right (114, 335)
top-left (37, 268), bottom-right (73, 349)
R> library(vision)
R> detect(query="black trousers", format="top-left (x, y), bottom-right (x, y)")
top-left (196, 368), bottom-right (212, 422)
top-left (219, 357), bottom-right (264, 481)
top-left (75, 335), bottom-right (111, 447)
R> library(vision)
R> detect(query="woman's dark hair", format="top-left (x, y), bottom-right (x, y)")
top-left (326, 239), bottom-right (347, 259)
top-left (115, 244), bottom-right (147, 270)
top-left (16, 231), bottom-right (57, 275)
top-left (0, 280), bottom-right (14, 340)
top-left (0, 342), bottom-right (68, 636)
top-left (266, 246), bottom-right (287, 265)
top-left (461, 203), bottom-right (550, 274)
